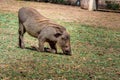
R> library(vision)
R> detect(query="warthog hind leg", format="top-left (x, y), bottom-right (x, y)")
top-left (18, 22), bottom-right (26, 49)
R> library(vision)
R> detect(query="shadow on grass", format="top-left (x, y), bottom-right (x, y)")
top-left (24, 47), bottom-right (71, 56)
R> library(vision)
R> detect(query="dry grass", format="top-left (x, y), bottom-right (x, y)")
top-left (0, 0), bottom-right (120, 30)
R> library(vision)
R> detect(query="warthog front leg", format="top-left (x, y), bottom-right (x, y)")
top-left (34, 39), bottom-right (57, 53)
top-left (49, 41), bottom-right (57, 54)
top-left (34, 35), bottom-right (45, 52)
top-left (38, 39), bottom-right (45, 52)
top-left (31, 39), bottom-right (45, 52)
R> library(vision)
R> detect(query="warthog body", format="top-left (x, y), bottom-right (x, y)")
top-left (18, 7), bottom-right (71, 55)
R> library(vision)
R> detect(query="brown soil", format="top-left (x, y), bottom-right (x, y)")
top-left (0, 0), bottom-right (120, 30)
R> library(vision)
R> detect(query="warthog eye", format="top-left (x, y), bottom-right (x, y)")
top-left (65, 46), bottom-right (68, 48)
top-left (62, 36), bottom-right (69, 40)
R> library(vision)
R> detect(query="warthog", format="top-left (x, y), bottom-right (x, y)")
top-left (18, 7), bottom-right (72, 55)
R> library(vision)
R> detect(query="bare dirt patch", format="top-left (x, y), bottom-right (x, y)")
top-left (0, 0), bottom-right (120, 30)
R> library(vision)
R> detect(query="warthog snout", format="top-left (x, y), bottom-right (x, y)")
top-left (62, 46), bottom-right (71, 55)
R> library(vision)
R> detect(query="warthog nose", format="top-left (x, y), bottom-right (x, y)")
top-left (64, 50), bottom-right (72, 55)
top-left (65, 50), bottom-right (69, 53)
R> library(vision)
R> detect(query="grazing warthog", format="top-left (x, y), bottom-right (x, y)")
top-left (18, 7), bottom-right (72, 55)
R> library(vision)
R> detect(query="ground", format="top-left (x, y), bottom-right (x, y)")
top-left (0, 0), bottom-right (120, 30)
top-left (0, 0), bottom-right (120, 80)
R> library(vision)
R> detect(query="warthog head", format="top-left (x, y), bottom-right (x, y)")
top-left (57, 31), bottom-right (72, 55)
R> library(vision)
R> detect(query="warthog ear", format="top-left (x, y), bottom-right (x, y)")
top-left (54, 26), bottom-right (64, 38)
top-left (54, 32), bottom-right (62, 38)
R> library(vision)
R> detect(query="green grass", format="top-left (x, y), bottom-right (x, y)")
top-left (0, 12), bottom-right (120, 80)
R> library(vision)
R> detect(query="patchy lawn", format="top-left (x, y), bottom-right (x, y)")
top-left (0, 0), bottom-right (120, 79)
top-left (0, 11), bottom-right (120, 80)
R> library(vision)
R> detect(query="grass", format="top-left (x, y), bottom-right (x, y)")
top-left (0, 12), bottom-right (120, 80)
